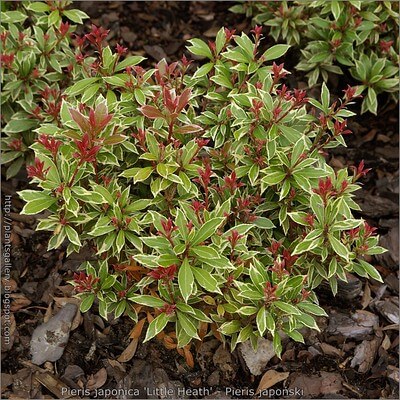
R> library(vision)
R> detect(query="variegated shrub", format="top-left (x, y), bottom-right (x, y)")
top-left (1, 1), bottom-right (90, 178)
top-left (18, 27), bottom-right (385, 357)
top-left (231, 0), bottom-right (399, 114)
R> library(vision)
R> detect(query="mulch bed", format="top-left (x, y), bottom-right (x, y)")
top-left (1, 2), bottom-right (398, 399)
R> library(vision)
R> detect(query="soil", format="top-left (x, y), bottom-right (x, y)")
top-left (1, 2), bottom-right (399, 399)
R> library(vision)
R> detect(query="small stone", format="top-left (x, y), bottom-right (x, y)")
top-left (30, 304), bottom-right (77, 365)
top-left (239, 338), bottom-right (275, 376)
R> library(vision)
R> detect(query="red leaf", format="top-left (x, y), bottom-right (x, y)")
top-left (176, 88), bottom-right (191, 113)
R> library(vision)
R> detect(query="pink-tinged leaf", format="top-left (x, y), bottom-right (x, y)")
top-left (175, 124), bottom-right (203, 134)
top-left (94, 101), bottom-right (109, 126)
top-left (69, 108), bottom-right (90, 133)
top-left (103, 135), bottom-right (127, 145)
top-left (157, 59), bottom-right (168, 77)
top-left (176, 88), bottom-right (191, 113)
top-left (162, 87), bottom-right (176, 113)
top-left (139, 105), bottom-right (164, 119)
top-left (64, 130), bottom-right (82, 140)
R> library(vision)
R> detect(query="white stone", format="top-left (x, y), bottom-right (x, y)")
top-left (30, 303), bottom-right (77, 365)
top-left (239, 338), bottom-right (275, 376)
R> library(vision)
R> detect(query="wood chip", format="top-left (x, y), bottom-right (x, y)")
top-left (319, 343), bottom-right (344, 358)
top-left (350, 336), bottom-right (381, 373)
top-left (34, 372), bottom-right (70, 399)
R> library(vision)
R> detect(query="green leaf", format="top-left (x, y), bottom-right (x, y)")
top-left (115, 56), bottom-right (146, 72)
top-left (292, 238), bottom-right (320, 255)
top-left (215, 28), bottom-right (226, 54)
top-left (266, 312), bottom-right (275, 333)
top-left (101, 275), bottom-right (116, 290)
top-left (177, 311), bottom-right (200, 339)
top-left (191, 245), bottom-right (220, 260)
top-left (80, 294), bottom-right (95, 313)
top-left (65, 78), bottom-right (100, 96)
top-left (288, 212), bottom-right (309, 226)
top-left (321, 82), bottom-right (330, 111)
top-left (357, 260), bottom-right (383, 282)
top-left (331, 0), bottom-right (341, 20)
top-left (273, 301), bottom-right (301, 315)
top-left (116, 230), bottom-right (125, 253)
top-left (256, 307), bottom-right (268, 336)
top-left (4, 119), bottom-right (37, 133)
top-left (114, 300), bottom-right (126, 318)
top-left (263, 44), bottom-right (290, 61)
top-left (65, 225), bottom-right (81, 247)
top-left (21, 197), bottom-right (56, 215)
top-left (261, 169), bottom-right (286, 186)
top-left (26, 3), bottom-right (51, 12)
top-left (144, 313), bottom-right (170, 342)
top-left (219, 320), bottom-right (241, 335)
top-left (6, 158), bottom-right (24, 180)
top-left (254, 217), bottom-right (275, 229)
top-left (62, 9), bottom-right (89, 23)
top-left (81, 84), bottom-right (102, 104)
top-left (134, 167), bottom-right (153, 183)
top-left (192, 217), bottom-right (224, 246)
top-left (128, 295), bottom-right (165, 308)
top-left (296, 313), bottom-right (320, 331)
top-left (193, 62), bottom-right (214, 79)
top-left (1, 151), bottom-right (21, 165)
top-left (286, 329), bottom-right (304, 343)
top-left (273, 331), bottom-right (282, 358)
top-left (297, 301), bottom-right (327, 317)
top-left (328, 234), bottom-right (350, 261)
top-left (48, 9), bottom-right (60, 26)
top-left (141, 236), bottom-right (171, 250)
top-left (1, 10), bottom-right (28, 23)
top-left (88, 225), bottom-right (115, 237)
top-left (178, 258), bottom-right (194, 303)
top-left (187, 38), bottom-right (213, 59)
top-left (191, 267), bottom-right (221, 294)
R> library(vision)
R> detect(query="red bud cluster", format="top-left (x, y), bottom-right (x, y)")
top-left (73, 272), bottom-right (100, 293)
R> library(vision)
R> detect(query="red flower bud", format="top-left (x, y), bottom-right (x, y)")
top-left (58, 21), bottom-right (70, 37)
top-left (37, 134), bottom-right (62, 157)
top-left (224, 28), bottom-right (236, 42)
top-left (8, 138), bottom-right (22, 151)
top-left (116, 43), bottom-right (128, 56)
top-left (251, 25), bottom-right (263, 38)
top-left (148, 264), bottom-right (177, 281)
top-left (73, 272), bottom-right (100, 293)
top-left (379, 40), bottom-right (393, 53)
top-left (26, 158), bottom-right (50, 180)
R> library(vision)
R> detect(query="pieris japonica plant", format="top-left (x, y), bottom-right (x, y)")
top-left (231, 0), bottom-right (399, 114)
top-left (18, 27), bottom-right (385, 359)
top-left (1, 1), bottom-right (90, 178)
